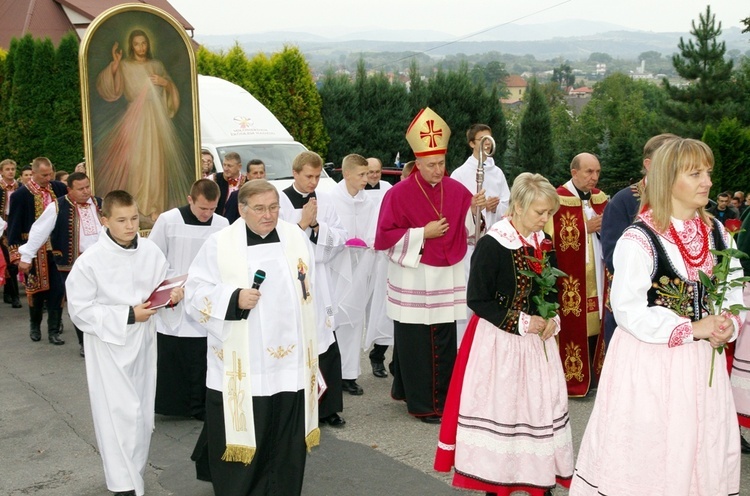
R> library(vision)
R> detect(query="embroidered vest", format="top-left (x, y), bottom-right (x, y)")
top-left (50, 196), bottom-right (102, 271)
top-left (629, 219), bottom-right (724, 322)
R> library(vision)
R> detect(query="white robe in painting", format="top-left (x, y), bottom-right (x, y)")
top-left (450, 155), bottom-right (510, 346)
top-left (279, 187), bottom-right (347, 353)
top-left (148, 207), bottom-right (229, 338)
top-left (65, 231), bottom-right (168, 496)
top-left (328, 180), bottom-right (379, 380)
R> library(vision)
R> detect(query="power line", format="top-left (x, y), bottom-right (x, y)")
top-left (376, 0), bottom-right (574, 69)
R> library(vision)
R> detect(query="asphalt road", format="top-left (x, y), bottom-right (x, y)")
top-left (1, 299), bottom-right (749, 495)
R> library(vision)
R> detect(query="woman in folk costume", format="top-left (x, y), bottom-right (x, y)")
top-left (570, 138), bottom-right (744, 495)
top-left (435, 173), bottom-right (574, 496)
top-left (731, 208), bottom-right (750, 448)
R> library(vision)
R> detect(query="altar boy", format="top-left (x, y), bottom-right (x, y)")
top-left (66, 191), bottom-right (175, 496)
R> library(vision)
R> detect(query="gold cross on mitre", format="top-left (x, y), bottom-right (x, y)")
top-left (405, 107), bottom-right (451, 158)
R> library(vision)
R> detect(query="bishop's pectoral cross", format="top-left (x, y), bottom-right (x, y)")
top-left (226, 351), bottom-right (248, 431)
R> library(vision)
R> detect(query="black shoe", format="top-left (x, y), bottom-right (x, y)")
top-left (30, 330), bottom-right (41, 341)
top-left (79, 344), bottom-right (85, 358)
top-left (11, 297), bottom-right (22, 308)
top-left (371, 360), bottom-right (388, 378)
top-left (320, 413), bottom-right (346, 428)
top-left (419, 415), bottom-right (441, 424)
top-left (112, 491), bottom-right (136, 496)
top-left (3, 293), bottom-right (11, 304)
top-left (342, 379), bottom-right (364, 396)
top-left (48, 334), bottom-right (65, 345)
top-left (741, 434), bottom-right (750, 454)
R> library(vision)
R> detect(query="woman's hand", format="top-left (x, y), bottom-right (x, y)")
top-left (529, 315), bottom-right (555, 340)
top-left (692, 314), bottom-right (733, 348)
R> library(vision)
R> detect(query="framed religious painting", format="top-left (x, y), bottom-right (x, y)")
top-left (80, 3), bottom-right (200, 230)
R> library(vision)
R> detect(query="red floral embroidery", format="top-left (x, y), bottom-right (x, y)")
top-left (668, 321), bottom-right (693, 348)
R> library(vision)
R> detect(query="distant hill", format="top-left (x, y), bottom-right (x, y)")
top-left (196, 20), bottom-right (749, 62)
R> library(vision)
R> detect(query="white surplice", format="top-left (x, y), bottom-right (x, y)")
top-left (279, 188), bottom-right (346, 353)
top-left (328, 181), bottom-right (379, 379)
top-left (65, 231), bottom-right (168, 496)
top-left (148, 207), bottom-right (229, 337)
top-left (184, 222), bottom-right (315, 396)
top-left (450, 155), bottom-right (510, 345)
top-left (363, 182), bottom-right (395, 350)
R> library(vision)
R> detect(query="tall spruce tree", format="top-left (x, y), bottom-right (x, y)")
top-left (354, 60), bottom-right (410, 166)
top-left (701, 118), bottom-right (750, 196)
top-left (424, 62), bottom-right (507, 171)
top-left (29, 38), bottom-right (56, 163)
top-left (269, 46), bottom-right (329, 156)
top-left (0, 42), bottom-right (13, 159)
top-left (44, 32), bottom-right (83, 170)
top-left (318, 70), bottom-right (360, 165)
top-left (517, 79), bottom-right (554, 177)
top-left (7, 34), bottom-right (35, 163)
top-left (663, 6), bottom-right (735, 138)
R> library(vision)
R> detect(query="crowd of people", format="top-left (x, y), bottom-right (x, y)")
top-left (1, 107), bottom-right (749, 496)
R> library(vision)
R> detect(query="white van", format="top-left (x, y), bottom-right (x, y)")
top-left (198, 75), bottom-right (335, 191)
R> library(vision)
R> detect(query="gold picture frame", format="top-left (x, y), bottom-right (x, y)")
top-left (80, 3), bottom-right (200, 230)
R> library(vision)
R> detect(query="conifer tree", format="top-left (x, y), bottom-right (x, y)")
top-left (0, 42), bottom-right (13, 159)
top-left (701, 118), bottom-right (750, 196)
top-left (318, 69), bottom-right (359, 166)
top-left (663, 6), bottom-right (735, 138)
top-left (29, 38), bottom-right (56, 163)
top-left (269, 46), bottom-right (329, 156)
top-left (518, 79), bottom-right (554, 178)
top-left (425, 62), bottom-right (507, 171)
top-left (354, 60), bottom-right (410, 165)
top-left (7, 34), bottom-right (36, 163)
top-left (44, 32), bottom-right (83, 170)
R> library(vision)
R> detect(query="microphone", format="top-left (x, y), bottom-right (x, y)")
top-left (252, 270), bottom-right (266, 290)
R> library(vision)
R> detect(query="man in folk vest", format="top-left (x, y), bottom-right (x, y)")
top-left (18, 172), bottom-right (102, 356)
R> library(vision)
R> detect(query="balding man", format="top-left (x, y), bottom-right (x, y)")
top-left (545, 153), bottom-right (608, 397)
top-left (8, 157), bottom-right (68, 344)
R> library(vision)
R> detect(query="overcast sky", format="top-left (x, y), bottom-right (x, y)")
top-left (169, 0), bottom-right (747, 37)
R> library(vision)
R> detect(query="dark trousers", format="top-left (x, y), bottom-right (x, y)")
top-left (29, 258), bottom-right (65, 336)
top-left (155, 333), bottom-right (208, 419)
top-left (391, 320), bottom-right (457, 417)
top-left (1, 242), bottom-right (18, 299)
top-left (368, 343), bottom-right (389, 363)
top-left (59, 271), bottom-right (83, 344)
top-left (201, 388), bottom-right (307, 496)
top-left (318, 339), bottom-right (343, 419)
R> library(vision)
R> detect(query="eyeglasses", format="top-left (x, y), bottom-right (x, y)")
top-left (246, 204), bottom-right (280, 215)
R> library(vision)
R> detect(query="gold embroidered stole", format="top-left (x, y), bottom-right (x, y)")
top-left (216, 220), bottom-right (319, 465)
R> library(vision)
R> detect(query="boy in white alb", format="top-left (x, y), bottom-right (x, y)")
top-left (66, 191), bottom-right (176, 496)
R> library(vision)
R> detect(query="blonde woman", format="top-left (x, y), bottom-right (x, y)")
top-left (436, 172), bottom-right (574, 496)
top-left (570, 138), bottom-right (744, 495)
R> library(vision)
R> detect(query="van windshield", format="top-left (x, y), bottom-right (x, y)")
top-left (215, 144), bottom-right (330, 179)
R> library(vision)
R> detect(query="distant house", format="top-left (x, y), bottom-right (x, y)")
top-left (0, 0), bottom-right (195, 50)
top-left (501, 75), bottom-right (528, 104)
top-left (568, 86), bottom-right (593, 97)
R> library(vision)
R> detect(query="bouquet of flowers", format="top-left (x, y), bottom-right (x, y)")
top-left (698, 218), bottom-right (750, 386)
top-left (519, 238), bottom-right (567, 361)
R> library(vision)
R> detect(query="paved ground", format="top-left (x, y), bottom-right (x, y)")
top-left (1, 299), bottom-right (749, 495)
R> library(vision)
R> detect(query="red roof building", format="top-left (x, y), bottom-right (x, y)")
top-left (0, 0), bottom-right (195, 49)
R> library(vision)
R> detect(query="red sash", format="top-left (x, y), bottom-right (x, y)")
top-left (550, 186), bottom-right (607, 396)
